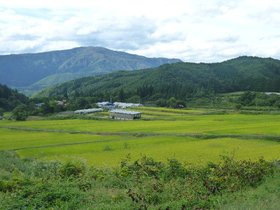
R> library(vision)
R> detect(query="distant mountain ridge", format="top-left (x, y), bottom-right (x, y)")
top-left (0, 47), bottom-right (181, 94)
top-left (37, 56), bottom-right (280, 102)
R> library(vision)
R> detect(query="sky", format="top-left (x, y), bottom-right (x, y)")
top-left (0, 0), bottom-right (280, 62)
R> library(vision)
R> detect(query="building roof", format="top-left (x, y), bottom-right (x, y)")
top-left (114, 102), bottom-right (142, 107)
top-left (97, 101), bottom-right (113, 105)
top-left (265, 92), bottom-right (280, 96)
top-left (74, 108), bottom-right (103, 114)
top-left (110, 109), bottom-right (141, 115)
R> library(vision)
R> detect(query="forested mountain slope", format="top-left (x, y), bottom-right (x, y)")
top-left (37, 56), bottom-right (280, 102)
top-left (0, 84), bottom-right (28, 111)
top-left (0, 47), bottom-right (180, 93)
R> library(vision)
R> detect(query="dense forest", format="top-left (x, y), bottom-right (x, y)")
top-left (37, 56), bottom-right (280, 106)
top-left (0, 84), bottom-right (28, 112)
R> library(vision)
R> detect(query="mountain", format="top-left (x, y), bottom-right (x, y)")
top-left (0, 84), bottom-right (29, 111)
top-left (0, 47), bottom-right (181, 94)
top-left (37, 56), bottom-right (280, 102)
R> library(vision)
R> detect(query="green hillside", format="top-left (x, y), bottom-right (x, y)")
top-left (0, 84), bottom-right (29, 111)
top-left (22, 73), bottom-right (94, 96)
top-left (37, 56), bottom-right (280, 103)
top-left (0, 47), bottom-right (180, 92)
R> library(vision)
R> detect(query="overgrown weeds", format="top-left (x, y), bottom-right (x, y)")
top-left (0, 151), bottom-right (277, 209)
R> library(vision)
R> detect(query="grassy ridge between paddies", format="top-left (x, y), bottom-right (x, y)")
top-left (0, 108), bottom-right (280, 166)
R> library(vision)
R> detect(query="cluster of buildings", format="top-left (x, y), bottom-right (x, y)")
top-left (96, 101), bottom-right (143, 109)
top-left (74, 101), bottom-right (143, 120)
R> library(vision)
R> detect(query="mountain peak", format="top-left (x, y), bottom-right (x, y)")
top-left (0, 47), bottom-right (181, 93)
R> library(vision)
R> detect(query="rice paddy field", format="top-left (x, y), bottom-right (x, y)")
top-left (1, 107), bottom-right (280, 166)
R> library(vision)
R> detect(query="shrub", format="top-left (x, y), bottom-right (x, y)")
top-left (12, 104), bottom-right (29, 121)
top-left (202, 156), bottom-right (275, 194)
top-left (0, 151), bottom-right (276, 210)
top-left (60, 161), bottom-right (86, 178)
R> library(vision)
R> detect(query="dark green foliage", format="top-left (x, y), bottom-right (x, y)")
top-left (239, 91), bottom-right (257, 106)
top-left (202, 156), bottom-right (274, 194)
top-left (0, 84), bottom-right (28, 111)
top-left (12, 104), bottom-right (29, 121)
top-left (235, 103), bottom-right (242, 110)
top-left (120, 156), bottom-right (165, 179)
top-left (118, 88), bottom-right (125, 102)
top-left (237, 91), bottom-right (280, 108)
top-left (119, 155), bottom-right (275, 209)
top-left (164, 158), bottom-right (188, 179)
top-left (59, 161), bottom-right (86, 178)
top-left (37, 56), bottom-right (280, 106)
top-left (0, 151), bottom-right (276, 209)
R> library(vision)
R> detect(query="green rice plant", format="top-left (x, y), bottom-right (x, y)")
top-left (0, 107), bottom-right (280, 166)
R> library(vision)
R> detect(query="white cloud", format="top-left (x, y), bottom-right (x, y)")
top-left (0, 0), bottom-right (279, 61)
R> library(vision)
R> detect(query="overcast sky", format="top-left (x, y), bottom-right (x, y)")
top-left (0, 0), bottom-right (280, 62)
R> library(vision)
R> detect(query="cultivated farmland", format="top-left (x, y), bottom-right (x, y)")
top-left (1, 107), bottom-right (280, 166)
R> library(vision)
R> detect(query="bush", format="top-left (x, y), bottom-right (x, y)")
top-left (0, 151), bottom-right (276, 210)
top-left (12, 104), bottom-right (29, 121)
top-left (202, 156), bottom-right (275, 194)
top-left (60, 161), bottom-right (86, 178)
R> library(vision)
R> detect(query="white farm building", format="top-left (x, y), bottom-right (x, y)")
top-left (74, 108), bottom-right (103, 114)
top-left (109, 109), bottom-right (141, 120)
top-left (113, 102), bottom-right (143, 109)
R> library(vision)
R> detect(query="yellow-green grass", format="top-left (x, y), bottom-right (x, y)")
top-left (0, 128), bottom-right (119, 150)
top-left (134, 106), bottom-right (207, 114)
top-left (131, 107), bottom-right (211, 120)
top-left (18, 137), bottom-right (280, 166)
top-left (1, 113), bottom-right (280, 135)
top-left (0, 130), bottom-right (280, 167)
top-left (1, 110), bottom-right (280, 166)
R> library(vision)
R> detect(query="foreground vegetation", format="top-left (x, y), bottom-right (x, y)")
top-left (0, 151), bottom-right (278, 209)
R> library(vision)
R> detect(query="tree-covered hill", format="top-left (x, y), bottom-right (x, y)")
top-left (0, 84), bottom-right (29, 111)
top-left (0, 47), bottom-right (180, 93)
top-left (37, 56), bottom-right (280, 103)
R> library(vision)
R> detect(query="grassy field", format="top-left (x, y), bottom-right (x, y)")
top-left (0, 107), bottom-right (280, 166)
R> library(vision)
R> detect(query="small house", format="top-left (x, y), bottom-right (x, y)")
top-left (109, 109), bottom-right (141, 120)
